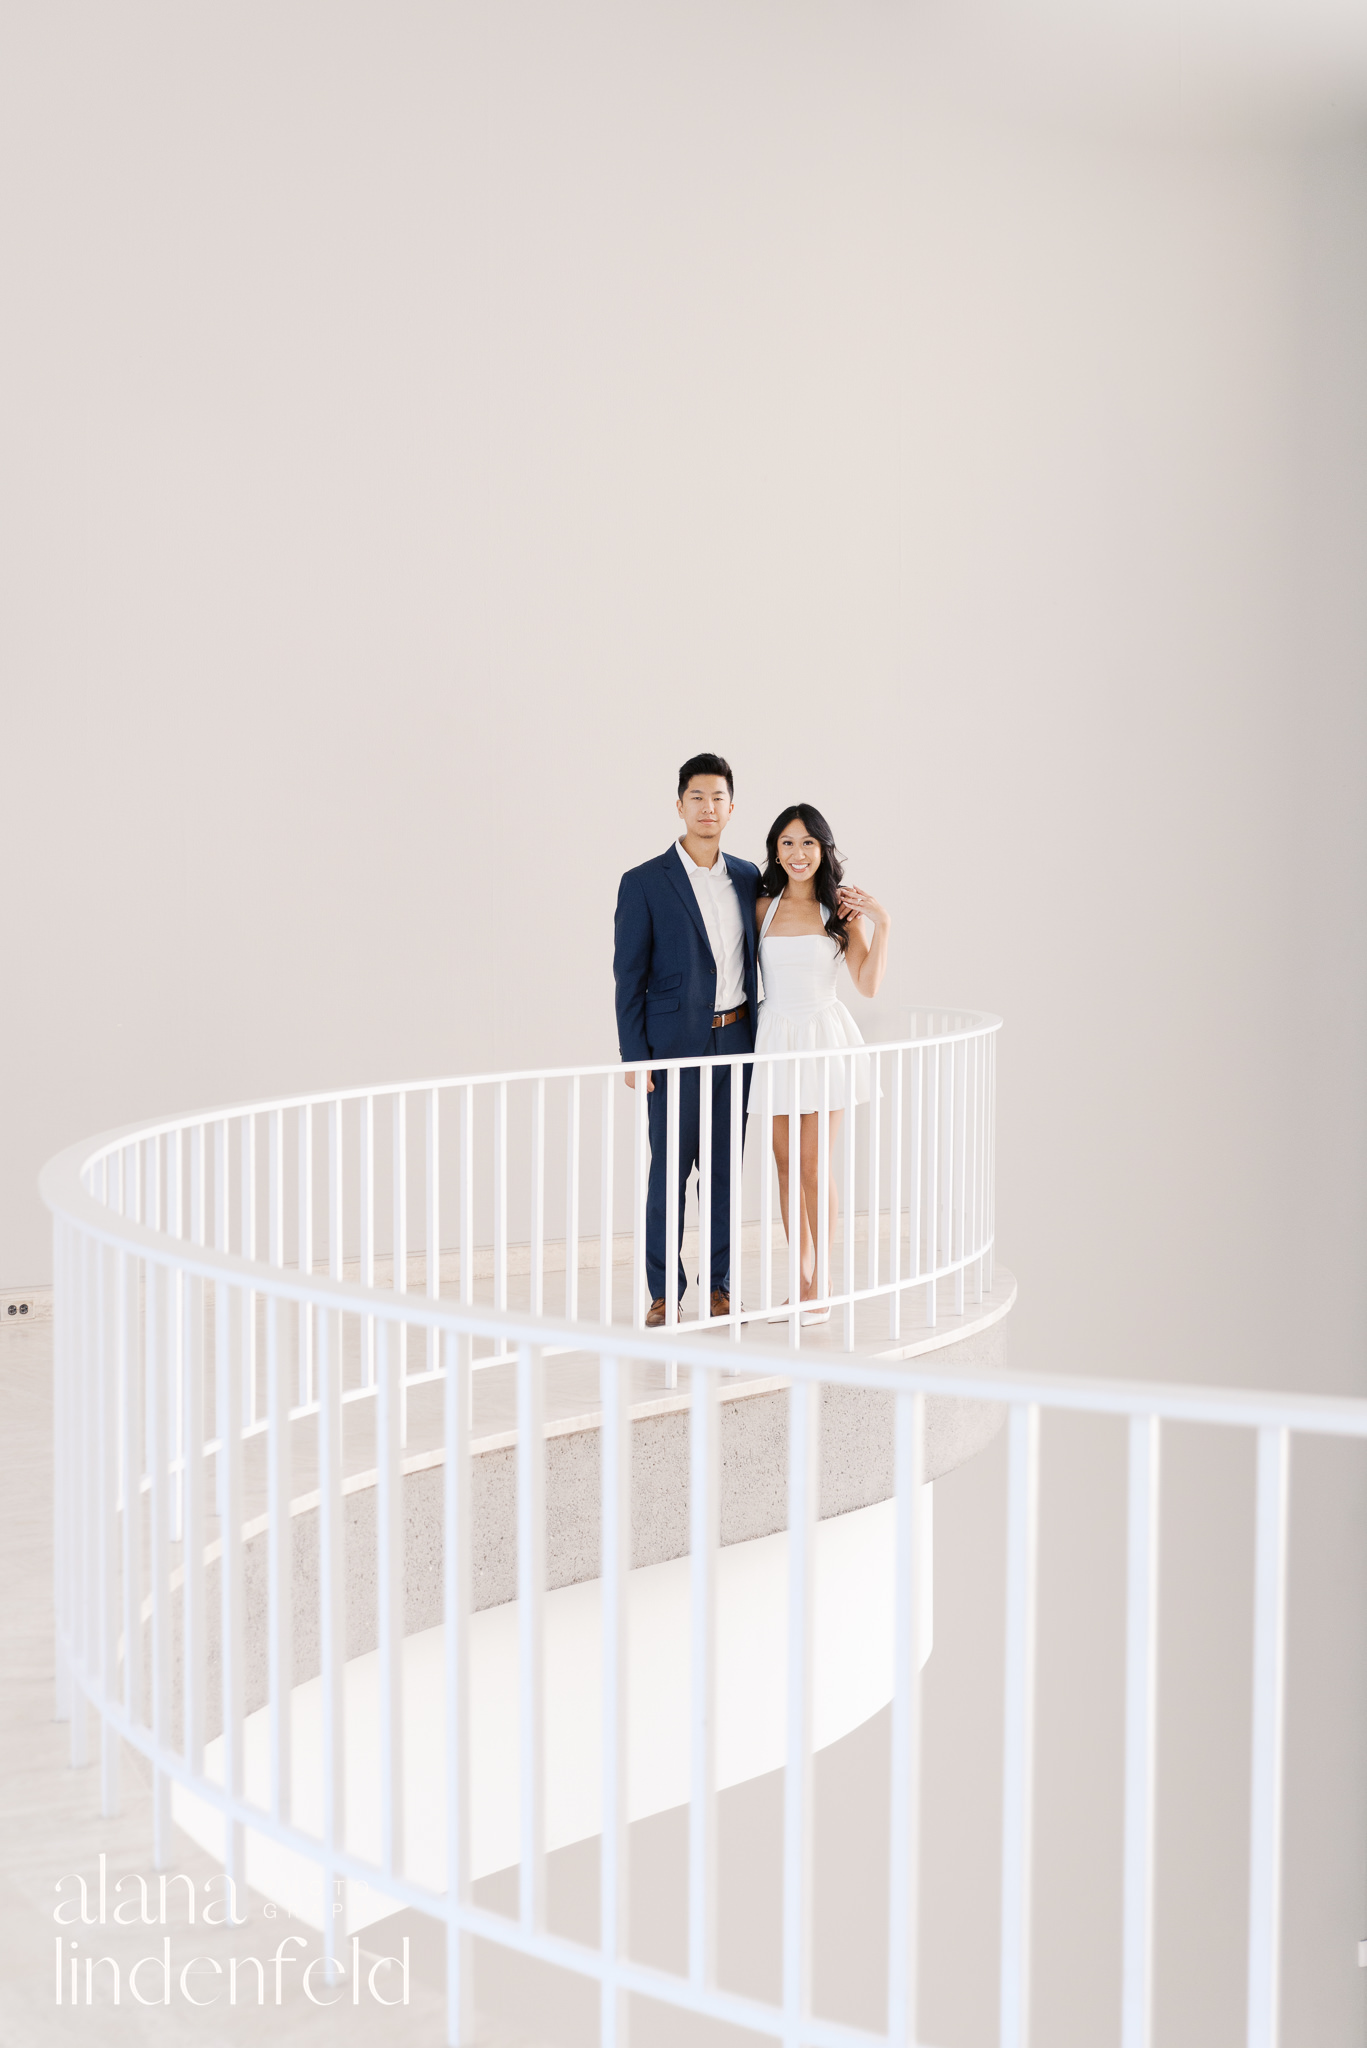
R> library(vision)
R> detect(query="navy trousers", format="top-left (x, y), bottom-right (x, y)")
top-left (645, 1013), bottom-right (754, 1304)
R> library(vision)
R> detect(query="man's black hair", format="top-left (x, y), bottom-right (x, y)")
top-left (677, 752), bottom-right (734, 800)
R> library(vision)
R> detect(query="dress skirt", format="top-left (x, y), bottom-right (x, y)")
top-left (749, 999), bottom-right (871, 1116)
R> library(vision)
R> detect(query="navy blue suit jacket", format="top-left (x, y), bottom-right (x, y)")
top-left (614, 846), bottom-right (761, 1063)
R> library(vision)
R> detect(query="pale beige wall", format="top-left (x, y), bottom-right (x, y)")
top-left (1, 6), bottom-right (1364, 2043)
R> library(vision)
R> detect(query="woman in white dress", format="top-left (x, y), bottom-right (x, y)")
top-left (751, 805), bottom-right (891, 1323)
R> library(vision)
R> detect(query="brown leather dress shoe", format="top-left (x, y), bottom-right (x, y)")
top-left (709, 1288), bottom-right (731, 1317)
top-left (646, 1297), bottom-right (668, 1328)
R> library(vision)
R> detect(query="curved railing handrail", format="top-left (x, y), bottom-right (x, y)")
top-left (49, 1013), bottom-right (1002, 1180)
top-left (46, 1023), bottom-right (1004, 1358)
top-left (33, 1158), bottom-right (1367, 1434)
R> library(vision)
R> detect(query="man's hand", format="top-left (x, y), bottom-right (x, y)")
top-left (624, 1070), bottom-right (655, 1092)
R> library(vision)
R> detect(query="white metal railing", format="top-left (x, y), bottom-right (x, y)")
top-left (42, 1022), bottom-right (1358, 2048)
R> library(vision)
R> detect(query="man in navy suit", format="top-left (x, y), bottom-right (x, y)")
top-left (614, 752), bottom-right (760, 1325)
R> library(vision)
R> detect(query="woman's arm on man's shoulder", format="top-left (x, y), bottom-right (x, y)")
top-left (839, 885), bottom-right (891, 997)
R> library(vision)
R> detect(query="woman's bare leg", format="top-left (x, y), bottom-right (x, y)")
top-left (797, 1110), bottom-right (842, 1299)
top-left (771, 1112), bottom-right (815, 1299)
top-left (774, 1110), bottom-right (843, 1300)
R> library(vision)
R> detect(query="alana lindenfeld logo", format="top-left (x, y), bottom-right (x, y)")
top-left (52, 1855), bottom-right (410, 2010)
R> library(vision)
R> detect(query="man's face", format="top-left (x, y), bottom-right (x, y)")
top-left (677, 776), bottom-right (733, 841)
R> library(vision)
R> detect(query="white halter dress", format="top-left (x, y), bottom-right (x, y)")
top-left (751, 894), bottom-right (870, 1115)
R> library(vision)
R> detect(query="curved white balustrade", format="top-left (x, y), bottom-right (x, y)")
top-left (49, 1016), bottom-right (1363, 2048)
top-left (43, 1022), bottom-right (993, 2047)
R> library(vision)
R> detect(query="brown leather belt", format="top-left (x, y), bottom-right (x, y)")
top-left (711, 1001), bottom-right (749, 1029)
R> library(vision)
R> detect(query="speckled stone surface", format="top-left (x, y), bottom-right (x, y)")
top-left (194, 1308), bottom-right (1010, 1729)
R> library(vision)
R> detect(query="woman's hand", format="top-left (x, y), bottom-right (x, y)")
top-left (837, 884), bottom-right (887, 926)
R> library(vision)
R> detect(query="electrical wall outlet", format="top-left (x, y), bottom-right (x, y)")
top-left (1, 1289), bottom-right (49, 1323)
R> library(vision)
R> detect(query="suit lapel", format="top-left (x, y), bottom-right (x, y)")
top-left (662, 846), bottom-right (712, 953)
top-left (723, 853), bottom-right (758, 979)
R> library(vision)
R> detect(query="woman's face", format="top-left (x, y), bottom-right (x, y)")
top-left (776, 819), bottom-right (822, 884)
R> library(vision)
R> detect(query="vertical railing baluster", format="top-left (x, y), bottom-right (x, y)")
top-left (955, 1041), bottom-right (968, 1315)
top-left (940, 1042), bottom-right (954, 1315)
top-left (987, 1032), bottom-right (997, 1295)
top-left (1000, 1402), bottom-right (1040, 2048)
top-left (328, 1102), bottom-right (344, 1482)
top-left (910, 1043), bottom-right (923, 1292)
top-left (81, 1229), bottom-right (97, 1705)
top-left (214, 1120), bottom-right (229, 1517)
top-left (269, 1110), bottom-right (284, 1270)
top-left (60, 1225), bottom-right (81, 1753)
top-left (817, 1058), bottom-right (830, 1323)
top-left (267, 1108), bottom-right (290, 1827)
top-left (728, 1056), bottom-right (743, 1362)
top-left (220, 1276), bottom-right (246, 1914)
top-left (71, 1224), bottom-right (90, 1767)
top-left (787, 1054), bottom-right (802, 1349)
top-left (360, 1094), bottom-right (375, 1386)
top-left (690, 1353), bottom-right (719, 1989)
top-left (532, 1078), bottom-right (546, 1319)
top-left (976, 1035), bottom-right (986, 1301)
top-left (760, 1061), bottom-right (774, 1317)
top-left (600, 1345), bottom-right (631, 2048)
top-left (461, 1085), bottom-right (474, 1410)
top-left (887, 1390), bottom-right (926, 2048)
top-left (267, 1271), bottom-right (291, 1827)
top-left (782, 1374), bottom-right (819, 2048)
top-left (1122, 1415), bottom-right (1160, 2048)
top-left (427, 1087), bottom-right (441, 1373)
top-left (460, 1082), bottom-right (474, 1324)
top-left (377, 1318), bottom-right (405, 1881)
top-left (120, 1247), bottom-right (142, 1729)
top-left (566, 1077), bottom-right (580, 1323)
top-left (664, 1067), bottom-right (680, 1382)
top-left (241, 1115), bottom-right (258, 1424)
top-left (393, 1091), bottom-right (408, 1443)
top-left (889, 1051), bottom-right (903, 1339)
top-left (166, 1133), bottom-right (184, 1544)
top-left (183, 1148), bottom-right (205, 1777)
top-left (53, 1223), bottom-right (67, 1730)
top-left (599, 1077), bottom-right (615, 1329)
top-left (318, 1302), bottom-right (345, 1984)
top-left (867, 1049), bottom-right (881, 1306)
top-left (148, 1260), bottom-right (171, 1864)
top-left (842, 1051), bottom-right (857, 1350)
top-left (698, 1058), bottom-right (713, 1330)
top-left (444, 1327), bottom-right (473, 2048)
top-left (517, 1341), bottom-right (546, 1930)
top-left (329, 1100), bottom-right (344, 1291)
top-left (98, 1238), bottom-right (120, 1814)
top-left (632, 1070), bottom-right (648, 1331)
top-left (494, 1082), bottom-right (508, 1318)
top-left (299, 1104), bottom-right (314, 1404)
top-left (1247, 1427), bottom-right (1290, 2048)
top-left (926, 1046), bottom-right (940, 1328)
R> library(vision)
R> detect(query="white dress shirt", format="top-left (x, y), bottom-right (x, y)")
top-left (675, 840), bottom-right (747, 1011)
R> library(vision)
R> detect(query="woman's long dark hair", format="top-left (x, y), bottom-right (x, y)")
top-left (760, 804), bottom-right (851, 955)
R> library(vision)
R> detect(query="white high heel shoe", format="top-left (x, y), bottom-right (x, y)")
top-left (800, 1304), bottom-right (831, 1326)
